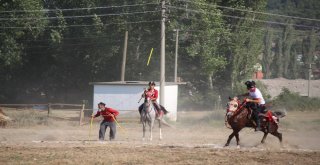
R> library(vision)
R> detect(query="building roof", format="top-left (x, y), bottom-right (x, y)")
top-left (89, 81), bottom-right (186, 86)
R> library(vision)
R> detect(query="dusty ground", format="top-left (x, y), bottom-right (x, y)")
top-left (0, 110), bottom-right (320, 165)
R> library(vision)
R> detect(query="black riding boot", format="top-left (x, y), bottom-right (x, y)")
top-left (255, 117), bottom-right (261, 131)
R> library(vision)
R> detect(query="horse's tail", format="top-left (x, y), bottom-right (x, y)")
top-left (160, 105), bottom-right (169, 115)
top-left (273, 109), bottom-right (287, 118)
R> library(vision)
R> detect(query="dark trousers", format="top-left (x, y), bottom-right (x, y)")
top-left (99, 120), bottom-right (116, 141)
top-left (247, 103), bottom-right (265, 128)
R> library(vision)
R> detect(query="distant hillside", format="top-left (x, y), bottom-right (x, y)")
top-left (259, 78), bottom-right (320, 98)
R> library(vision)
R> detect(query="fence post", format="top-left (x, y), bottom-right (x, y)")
top-left (47, 103), bottom-right (51, 117)
top-left (79, 102), bottom-right (85, 126)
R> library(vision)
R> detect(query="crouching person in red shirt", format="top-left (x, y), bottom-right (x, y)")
top-left (92, 102), bottom-right (119, 141)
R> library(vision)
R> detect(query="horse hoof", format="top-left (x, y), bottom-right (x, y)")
top-left (224, 144), bottom-right (229, 147)
top-left (236, 145), bottom-right (240, 149)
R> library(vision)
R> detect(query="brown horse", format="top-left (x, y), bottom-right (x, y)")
top-left (224, 97), bottom-right (286, 148)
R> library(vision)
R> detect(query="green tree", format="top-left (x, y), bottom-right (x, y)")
top-left (262, 28), bottom-right (274, 79)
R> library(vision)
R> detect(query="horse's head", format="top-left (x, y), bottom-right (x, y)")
top-left (144, 97), bottom-right (151, 104)
top-left (143, 97), bottom-right (153, 112)
top-left (226, 97), bottom-right (239, 113)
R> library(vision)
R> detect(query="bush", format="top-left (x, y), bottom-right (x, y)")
top-left (271, 88), bottom-right (320, 111)
top-left (5, 109), bottom-right (49, 127)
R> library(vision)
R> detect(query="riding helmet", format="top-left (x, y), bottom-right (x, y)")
top-left (245, 80), bottom-right (256, 89)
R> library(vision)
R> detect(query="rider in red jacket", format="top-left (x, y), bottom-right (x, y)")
top-left (138, 81), bottom-right (168, 119)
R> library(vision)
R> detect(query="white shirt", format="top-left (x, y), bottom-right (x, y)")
top-left (249, 88), bottom-right (265, 105)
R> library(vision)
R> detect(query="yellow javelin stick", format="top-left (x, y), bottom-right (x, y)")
top-left (111, 115), bottom-right (126, 132)
top-left (101, 114), bottom-right (126, 132)
top-left (147, 48), bottom-right (154, 66)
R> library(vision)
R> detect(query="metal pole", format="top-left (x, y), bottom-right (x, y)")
top-left (47, 103), bottom-right (51, 117)
top-left (308, 63), bottom-right (311, 97)
top-left (160, 0), bottom-right (166, 105)
top-left (79, 102), bottom-right (85, 126)
top-left (121, 31), bottom-right (128, 81)
top-left (174, 29), bottom-right (179, 82)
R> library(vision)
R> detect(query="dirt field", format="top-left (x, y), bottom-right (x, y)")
top-left (1, 110), bottom-right (320, 165)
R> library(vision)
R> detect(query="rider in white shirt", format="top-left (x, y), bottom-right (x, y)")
top-left (239, 80), bottom-right (266, 131)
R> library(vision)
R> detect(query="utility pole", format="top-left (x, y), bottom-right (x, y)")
top-left (121, 31), bottom-right (128, 82)
top-left (174, 29), bottom-right (179, 82)
top-left (160, 0), bottom-right (166, 105)
top-left (307, 63), bottom-right (313, 97)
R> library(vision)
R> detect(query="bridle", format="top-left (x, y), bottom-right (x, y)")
top-left (227, 98), bottom-right (248, 117)
top-left (143, 98), bottom-right (154, 113)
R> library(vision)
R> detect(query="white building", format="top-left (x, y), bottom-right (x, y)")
top-left (90, 81), bottom-right (184, 121)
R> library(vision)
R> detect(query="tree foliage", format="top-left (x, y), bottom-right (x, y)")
top-left (0, 0), bottom-right (319, 108)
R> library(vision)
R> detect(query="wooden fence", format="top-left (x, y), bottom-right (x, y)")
top-left (0, 103), bottom-right (85, 126)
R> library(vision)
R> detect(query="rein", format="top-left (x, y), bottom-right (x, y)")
top-left (143, 100), bottom-right (154, 113)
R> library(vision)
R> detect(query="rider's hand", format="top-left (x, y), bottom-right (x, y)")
top-left (245, 98), bottom-right (251, 102)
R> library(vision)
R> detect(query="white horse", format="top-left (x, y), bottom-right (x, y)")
top-left (140, 97), bottom-right (162, 141)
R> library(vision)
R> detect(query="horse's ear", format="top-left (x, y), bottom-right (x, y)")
top-left (228, 96), bottom-right (232, 100)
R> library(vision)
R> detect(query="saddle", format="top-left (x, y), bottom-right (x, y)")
top-left (257, 110), bottom-right (279, 124)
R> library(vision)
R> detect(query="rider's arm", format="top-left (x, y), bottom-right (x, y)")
top-left (151, 90), bottom-right (158, 101)
top-left (246, 98), bottom-right (261, 104)
top-left (108, 108), bottom-right (119, 117)
top-left (93, 111), bottom-right (101, 118)
top-left (141, 89), bottom-right (147, 98)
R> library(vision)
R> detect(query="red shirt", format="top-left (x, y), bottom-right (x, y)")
top-left (144, 88), bottom-right (158, 101)
top-left (94, 107), bottom-right (119, 122)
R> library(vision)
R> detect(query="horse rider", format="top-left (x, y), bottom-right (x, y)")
top-left (91, 102), bottom-right (119, 141)
top-left (238, 80), bottom-right (266, 131)
top-left (138, 81), bottom-right (167, 119)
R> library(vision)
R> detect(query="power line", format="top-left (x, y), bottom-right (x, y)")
top-left (18, 36), bottom-right (121, 42)
top-left (17, 34), bottom-right (160, 43)
top-left (0, 20), bottom-right (161, 29)
top-left (167, 5), bottom-right (320, 30)
top-left (0, 3), bottom-right (159, 13)
top-left (177, 0), bottom-right (320, 23)
top-left (0, 10), bottom-right (160, 21)
top-left (174, 16), bottom-right (319, 37)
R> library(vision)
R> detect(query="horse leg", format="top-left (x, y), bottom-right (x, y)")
top-left (269, 123), bottom-right (282, 144)
top-left (225, 131), bottom-right (236, 147)
top-left (149, 119), bottom-right (154, 141)
top-left (271, 131), bottom-right (282, 143)
top-left (142, 122), bottom-right (146, 141)
top-left (235, 132), bottom-right (240, 148)
top-left (159, 119), bottom-right (162, 140)
top-left (261, 132), bottom-right (268, 144)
